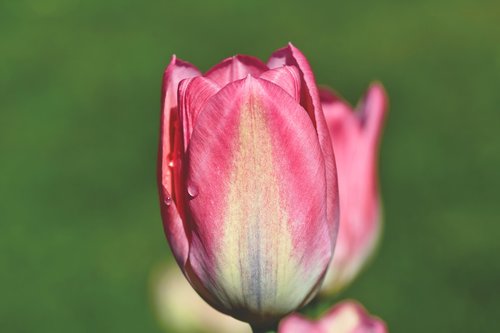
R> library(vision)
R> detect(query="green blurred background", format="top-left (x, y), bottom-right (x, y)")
top-left (1, 0), bottom-right (499, 332)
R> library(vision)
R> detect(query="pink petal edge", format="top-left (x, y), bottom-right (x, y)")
top-left (268, 43), bottom-right (339, 246)
top-left (358, 82), bottom-right (388, 146)
top-left (204, 54), bottom-right (268, 87)
top-left (158, 55), bottom-right (200, 267)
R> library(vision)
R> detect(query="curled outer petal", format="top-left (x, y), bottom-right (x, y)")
top-left (158, 56), bottom-right (200, 267)
top-left (320, 83), bottom-right (388, 294)
top-left (278, 300), bottom-right (387, 333)
top-left (184, 75), bottom-right (332, 325)
top-left (268, 43), bottom-right (339, 247)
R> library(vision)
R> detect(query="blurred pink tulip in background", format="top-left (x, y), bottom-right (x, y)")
top-left (320, 84), bottom-right (388, 294)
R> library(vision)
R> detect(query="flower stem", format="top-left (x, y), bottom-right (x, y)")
top-left (250, 324), bottom-right (278, 333)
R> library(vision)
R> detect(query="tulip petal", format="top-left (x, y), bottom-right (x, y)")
top-left (320, 85), bottom-right (386, 293)
top-left (205, 55), bottom-right (268, 87)
top-left (178, 76), bottom-right (221, 151)
top-left (317, 302), bottom-right (387, 333)
top-left (159, 55), bottom-right (201, 196)
top-left (158, 56), bottom-right (200, 267)
top-left (268, 43), bottom-right (339, 244)
top-left (358, 82), bottom-right (388, 146)
top-left (321, 88), bottom-right (366, 293)
top-left (259, 65), bottom-right (301, 102)
top-left (185, 76), bottom-right (331, 322)
top-left (320, 87), bottom-right (362, 145)
top-left (159, 185), bottom-right (190, 268)
top-left (278, 301), bottom-right (387, 333)
top-left (279, 315), bottom-right (316, 333)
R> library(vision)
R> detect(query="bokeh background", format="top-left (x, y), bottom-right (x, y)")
top-left (1, 0), bottom-right (499, 332)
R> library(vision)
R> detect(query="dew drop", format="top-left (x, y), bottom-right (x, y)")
top-left (187, 184), bottom-right (199, 198)
top-left (167, 154), bottom-right (174, 168)
top-left (164, 196), bottom-right (172, 206)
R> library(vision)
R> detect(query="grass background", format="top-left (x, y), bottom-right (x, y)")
top-left (1, 0), bottom-right (499, 332)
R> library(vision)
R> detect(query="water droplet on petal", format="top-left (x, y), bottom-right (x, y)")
top-left (167, 153), bottom-right (174, 168)
top-left (164, 196), bottom-right (172, 206)
top-left (187, 184), bottom-right (198, 198)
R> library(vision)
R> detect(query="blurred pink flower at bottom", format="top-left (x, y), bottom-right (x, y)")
top-left (279, 301), bottom-right (387, 333)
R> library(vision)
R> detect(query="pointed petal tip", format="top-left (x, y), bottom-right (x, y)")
top-left (282, 42), bottom-right (305, 57)
top-left (207, 54), bottom-right (267, 69)
top-left (365, 81), bottom-right (389, 114)
top-left (321, 82), bottom-right (388, 121)
top-left (167, 54), bottom-right (178, 68)
top-left (369, 80), bottom-right (384, 89)
top-left (368, 81), bottom-right (387, 99)
top-left (358, 81), bottom-right (388, 140)
top-left (164, 55), bottom-right (176, 73)
top-left (267, 44), bottom-right (294, 63)
top-left (204, 54), bottom-right (268, 86)
top-left (244, 72), bottom-right (259, 81)
top-left (165, 54), bottom-right (199, 71)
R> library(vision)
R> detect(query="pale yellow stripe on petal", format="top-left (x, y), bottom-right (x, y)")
top-left (217, 94), bottom-right (300, 314)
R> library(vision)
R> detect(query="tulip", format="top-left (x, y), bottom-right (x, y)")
top-left (320, 84), bottom-right (388, 294)
top-left (158, 44), bottom-right (339, 329)
top-left (279, 300), bottom-right (387, 333)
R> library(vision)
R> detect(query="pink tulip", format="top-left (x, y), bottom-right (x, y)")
top-left (158, 44), bottom-right (339, 328)
top-left (279, 300), bottom-right (387, 333)
top-left (320, 84), bottom-right (388, 294)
